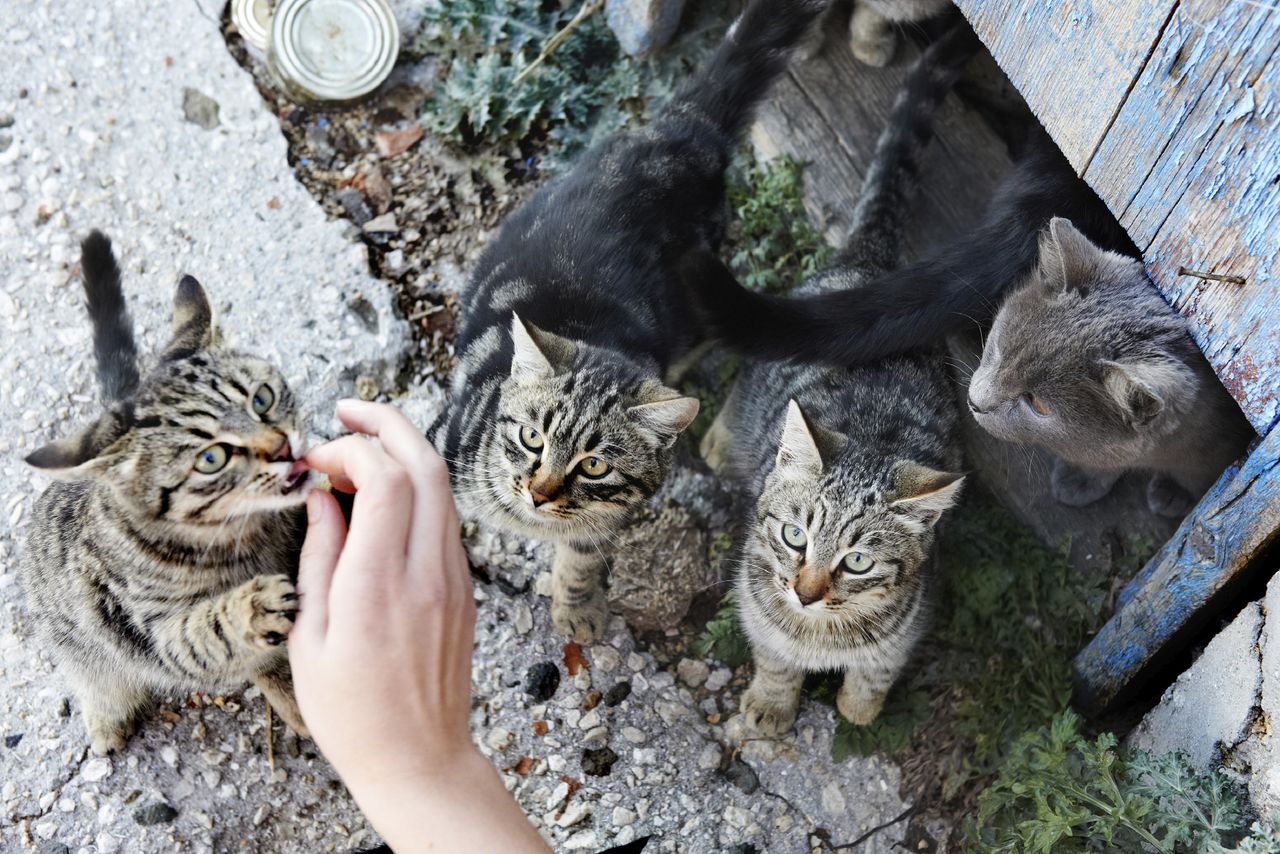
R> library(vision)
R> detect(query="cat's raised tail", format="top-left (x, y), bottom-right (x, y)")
top-left (669, 0), bottom-right (832, 139)
top-left (80, 230), bottom-right (140, 403)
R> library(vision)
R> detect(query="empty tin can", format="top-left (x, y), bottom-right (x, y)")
top-left (231, 0), bottom-right (275, 52)
top-left (268, 0), bottom-right (399, 104)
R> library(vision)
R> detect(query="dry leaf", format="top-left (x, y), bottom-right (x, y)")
top-left (563, 641), bottom-right (589, 676)
top-left (375, 126), bottom-right (424, 159)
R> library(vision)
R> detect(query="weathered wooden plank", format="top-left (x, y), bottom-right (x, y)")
top-left (956, 0), bottom-right (1174, 170)
top-left (1073, 426), bottom-right (1280, 715)
top-left (751, 27), bottom-right (1012, 259)
top-left (1086, 0), bottom-right (1280, 434)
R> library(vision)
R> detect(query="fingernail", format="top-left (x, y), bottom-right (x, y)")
top-left (336, 398), bottom-right (367, 412)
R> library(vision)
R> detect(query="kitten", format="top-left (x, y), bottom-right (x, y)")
top-left (22, 232), bottom-right (313, 755)
top-left (966, 217), bottom-right (1255, 517)
top-left (698, 28), bottom-right (973, 734)
top-left (435, 0), bottom-right (831, 642)
top-left (806, 0), bottom-right (954, 66)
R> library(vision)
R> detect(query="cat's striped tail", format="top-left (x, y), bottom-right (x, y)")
top-left (667, 0), bottom-right (831, 139)
top-left (80, 231), bottom-right (140, 402)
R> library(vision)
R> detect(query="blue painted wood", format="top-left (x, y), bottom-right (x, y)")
top-left (1073, 427), bottom-right (1280, 715)
top-left (958, 0), bottom-right (1174, 170)
top-left (1085, 0), bottom-right (1280, 435)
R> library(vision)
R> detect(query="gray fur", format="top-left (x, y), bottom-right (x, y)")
top-left (21, 234), bottom-right (312, 754)
top-left (706, 31), bottom-right (970, 734)
top-left (967, 217), bottom-right (1255, 516)
top-left (805, 0), bottom-right (953, 65)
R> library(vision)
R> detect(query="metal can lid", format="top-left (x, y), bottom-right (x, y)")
top-left (231, 0), bottom-right (275, 52)
top-left (270, 0), bottom-right (399, 103)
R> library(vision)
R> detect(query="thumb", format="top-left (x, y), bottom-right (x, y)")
top-left (293, 490), bottom-right (347, 643)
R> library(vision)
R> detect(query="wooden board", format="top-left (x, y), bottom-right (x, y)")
top-left (751, 22), bottom-right (1013, 259)
top-left (1073, 425), bottom-right (1280, 715)
top-left (960, 0), bottom-right (1175, 171)
top-left (1085, 0), bottom-right (1280, 435)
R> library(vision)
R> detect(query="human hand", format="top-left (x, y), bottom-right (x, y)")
top-left (289, 400), bottom-right (546, 852)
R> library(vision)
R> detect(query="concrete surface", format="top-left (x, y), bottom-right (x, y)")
top-left (1130, 573), bottom-right (1280, 818)
top-left (0, 2), bottom-right (930, 852)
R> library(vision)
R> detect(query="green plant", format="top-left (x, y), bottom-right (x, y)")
top-left (415, 0), bottom-right (730, 165)
top-left (695, 590), bottom-right (751, 668)
top-left (726, 154), bottom-right (834, 292)
top-left (961, 709), bottom-right (1274, 853)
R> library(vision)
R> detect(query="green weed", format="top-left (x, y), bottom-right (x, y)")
top-left (726, 154), bottom-right (834, 292)
top-left (695, 589), bottom-right (751, 669)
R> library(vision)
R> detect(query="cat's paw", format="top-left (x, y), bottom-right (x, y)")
top-left (699, 416), bottom-right (732, 474)
top-left (1146, 473), bottom-right (1194, 518)
top-left (85, 713), bottom-right (133, 756)
top-left (836, 685), bottom-right (886, 726)
top-left (552, 593), bottom-right (609, 643)
top-left (1050, 459), bottom-right (1121, 507)
top-left (742, 684), bottom-right (798, 736)
top-left (850, 32), bottom-right (896, 67)
top-left (234, 575), bottom-right (299, 650)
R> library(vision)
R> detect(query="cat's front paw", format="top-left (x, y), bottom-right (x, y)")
top-left (234, 575), bottom-right (299, 650)
top-left (552, 593), bottom-right (608, 643)
top-left (85, 712), bottom-right (133, 756)
top-left (849, 7), bottom-right (896, 67)
top-left (1146, 473), bottom-right (1194, 518)
top-left (836, 684), bottom-right (886, 726)
top-left (1050, 459), bottom-right (1121, 507)
top-left (742, 684), bottom-right (798, 736)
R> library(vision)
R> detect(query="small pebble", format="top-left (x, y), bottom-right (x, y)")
top-left (705, 667), bottom-right (733, 692)
top-left (604, 681), bottom-right (632, 707)
top-left (581, 746), bottom-right (619, 777)
top-left (612, 806), bottom-right (637, 827)
top-left (81, 758), bottom-right (112, 782)
top-left (677, 658), bottom-right (710, 688)
top-left (524, 662), bottom-right (560, 702)
top-left (555, 800), bottom-right (591, 828)
top-left (621, 726), bottom-right (646, 744)
top-left (132, 801), bottom-right (179, 826)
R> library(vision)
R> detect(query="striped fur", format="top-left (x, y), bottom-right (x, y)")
top-left (21, 232), bottom-right (313, 754)
top-left (435, 0), bottom-right (831, 642)
top-left (702, 29), bottom-right (972, 734)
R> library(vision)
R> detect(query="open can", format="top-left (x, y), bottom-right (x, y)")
top-left (231, 0), bottom-right (275, 52)
top-left (268, 0), bottom-right (400, 104)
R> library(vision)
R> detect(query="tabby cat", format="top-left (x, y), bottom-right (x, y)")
top-left (966, 217), bottom-right (1255, 517)
top-left (698, 28), bottom-right (973, 734)
top-left (22, 232), bottom-right (312, 754)
top-left (434, 0), bottom-right (831, 642)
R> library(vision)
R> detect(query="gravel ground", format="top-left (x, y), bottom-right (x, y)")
top-left (0, 1), bottom-right (937, 851)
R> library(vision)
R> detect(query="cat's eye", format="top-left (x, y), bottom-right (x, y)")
top-left (251, 384), bottom-right (275, 416)
top-left (781, 524), bottom-right (807, 550)
top-left (1024, 393), bottom-right (1052, 417)
top-left (194, 444), bottom-right (231, 474)
top-left (578, 456), bottom-right (611, 479)
top-left (519, 426), bottom-right (544, 452)
top-left (841, 551), bottom-right (873, 574)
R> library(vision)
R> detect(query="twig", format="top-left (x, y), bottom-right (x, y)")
top-left (830, 805), bottom-right (916, 850)
top-left (512, 0), bottom-right (604, 85)
top-left (266, 701), bottom-right (276, 773)
top-left (1178, 266), bottom-right (1247, 286)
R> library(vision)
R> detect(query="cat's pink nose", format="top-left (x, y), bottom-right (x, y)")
top-left (796, 589), bottom-right (821, 606)
top-left (531, 490), bottom-right (553, 507)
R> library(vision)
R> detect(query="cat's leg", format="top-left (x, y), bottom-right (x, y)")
top-left (797, 0), bottom-right (840, 60)
top-left (699, 380), bottom-right (743, 474)
top-left (1050, 458), bottom-right (1123, 507)
top-left (741, 650), bottom-right (804, 736)
top-left (251, 653), bottom-right (310, 738)
top-left (66, 665), bottom-right (151, 755)
top-left (837, 662), bottom-right (895, 726)
top-left (1146, 473), bottom-right (1195, 518)
top-left (151, 574), bottom-right (299, 679)
top-left (849, 3), bottom-right (897, 67)
top-left (550, 542), bottom-right (609, 643)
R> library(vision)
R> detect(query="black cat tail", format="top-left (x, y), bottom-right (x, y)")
top-left (669, 0), bottom-right (831, 139)
top-left (80, 230), bottom-right (140, 402)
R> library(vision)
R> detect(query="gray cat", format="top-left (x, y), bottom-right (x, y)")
top-left (966, 217), bottom-right (1255, 517)
top-left (696, 28), bottom-right (973, 734)
top-left (21, 232), bottom-right (312, 754)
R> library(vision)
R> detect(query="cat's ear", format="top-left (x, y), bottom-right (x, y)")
top-left (1039, 217), bottom-right (1106, 293)
top-left (628, 382), bottom-right (699, 449)
top-left (25, 411), bottom-right (134, 480)
top-left (890, 463), bottom-right (965, 527)
top-left (509, 313), bottom-right (576, 385)
top-left (773, 400), bottom-right (840, 478)
top-left (1102, 357), bottom-right (1189, 426)
top-left (161, 275), bottom-right (214, 360)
